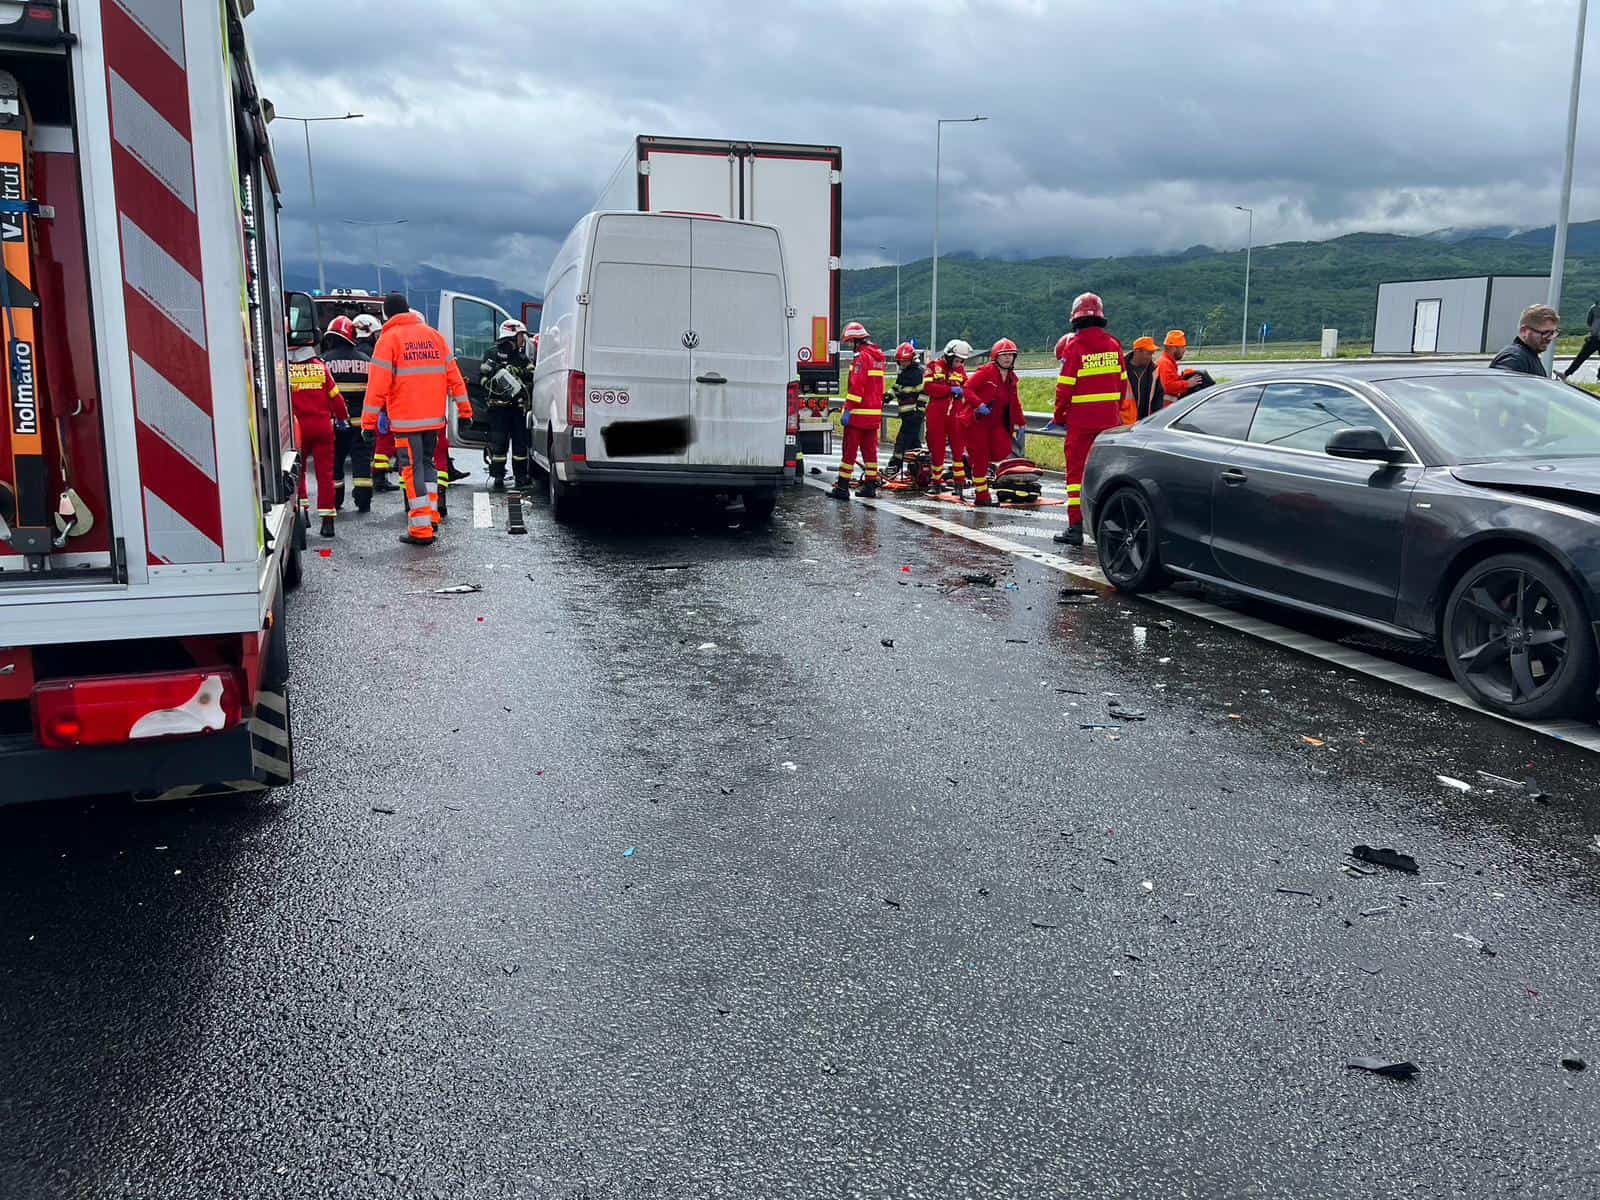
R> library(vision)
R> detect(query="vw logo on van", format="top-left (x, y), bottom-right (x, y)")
top-left (682, 330), bottom-right (700, 350)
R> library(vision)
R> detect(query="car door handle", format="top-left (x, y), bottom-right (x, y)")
top-left (1220, 468), bottom-right (1247, 486)
top-left (696, 372), bottom-right (727, 385)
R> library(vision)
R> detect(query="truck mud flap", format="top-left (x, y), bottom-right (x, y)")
top-left (137, 686), bottom-right (295, 802)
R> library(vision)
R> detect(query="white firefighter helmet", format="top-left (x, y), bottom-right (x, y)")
top-left (498, 318), bottom-right (527, 341)
top-left (943, 339), bottom-right (974, 359)
top-left (352, 313), bottom-right (382, 338)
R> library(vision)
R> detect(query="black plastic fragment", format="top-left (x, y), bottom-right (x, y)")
top-left (962, 572), bottom-right (998, 587)
top-left (881, 638), bottom-right (895, 648)
top-left (1346, 1058), bottom-right (1420, 1079)
top-left (1562, 1056), bottom-right (1587, 1072)
top-left (1351, 845), bottom-right (1419, 874)
top-left (1108, 701), bottom-right (1147, 721)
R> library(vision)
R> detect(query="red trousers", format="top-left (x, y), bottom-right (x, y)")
top-left (1065, 425), bottom-right (1110, 527)
top-left (962, 419), bottom-right (1014, 499)
top-left (926, 399), bottom-right (966, 481)
top-left (435, 426), bottom-right (451, 472)
top-left (837, 423), bottom-right (880, 483)
top-left (295, 415), bottom-right (337, 519)
top-left (373, 430), bottom-right (396, 472)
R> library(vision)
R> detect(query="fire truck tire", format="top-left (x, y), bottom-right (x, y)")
top-left (283, 528), bottom-right (303, 592)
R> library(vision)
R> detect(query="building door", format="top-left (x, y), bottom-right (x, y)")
top-left (1412, 298), bottom-right (1441, 353)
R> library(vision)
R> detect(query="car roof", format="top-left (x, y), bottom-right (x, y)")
top-left (1227, 363), bottom-right (1526, 385)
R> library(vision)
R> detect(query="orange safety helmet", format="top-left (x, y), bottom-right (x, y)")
top-left (895, 342), bottom-right (916, 363)
top-left (1054, 334), bottom-right (1071, 360)
top-left (990, 337), bottom-right (1020, 359)
top-left (1132, 336), bottom-right (1159, 353)
top-left (1163, 329), bottom-right (1188, 349)
top-left (325, 315), bottom-right (357, 343)
top-left (841, 320), bottom-right (870, 342)
top-left (1071, 292), bottom-right (1105, 321)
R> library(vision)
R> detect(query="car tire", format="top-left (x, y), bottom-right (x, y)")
top-left (547, 443), bottom-right (576, 524)
top-left (1094, 486), bottom-right (1170, 593)
top-left (743, 490), bottom-right (777, 524)
top-left (1443, 550), bottom-right (1597, 720)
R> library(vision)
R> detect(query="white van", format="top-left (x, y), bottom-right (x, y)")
top-left (531, 212), bottom-right (798, 522)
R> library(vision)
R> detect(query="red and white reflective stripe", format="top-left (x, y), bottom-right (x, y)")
top-left (103, 0), bottom-right (223, 566)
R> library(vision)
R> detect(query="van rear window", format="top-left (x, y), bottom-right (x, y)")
top-left (588, 263), bottom-right (690, 351)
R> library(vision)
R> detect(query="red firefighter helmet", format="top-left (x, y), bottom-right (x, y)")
top-left (895, 342), bottom-right (916, 363)
top-left (1054, 334), bottom-right (1070, 360)
top-left (1071, 292), bottom-right (1105, 321)
top-left (841, 320), bottom-right (870, 342)
top-left (325, 315), bottom-right (357, 343)
top-left (990, 337), bottom-right (1020, 360)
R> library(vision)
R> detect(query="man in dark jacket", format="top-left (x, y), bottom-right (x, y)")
top-left (1560, 302), bottom-right (1600, 380)
top-left (479, 319), bottom-right (536, 490)
top-left (1491, 304), bottom-right (1558, 377)
top-left (1125, 336), bottom-right (1164, 419)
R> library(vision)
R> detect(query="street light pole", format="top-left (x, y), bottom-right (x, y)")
top-left (1548, 0), bottom-right (1588, 371)
top-left (879, 244), bottom-right (900, 346)
top-left (343, 218), bottom-right (407, 294)
top-left (271, 112), bottom-right (364, 293)
top-left (1235, 205), bottom-right (1253, 358)
top-left (932, 115), bottom-right (987, 353)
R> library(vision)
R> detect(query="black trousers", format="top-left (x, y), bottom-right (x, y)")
top-left (332, 424), bottom-right (373, 506)
top-left (1566, 333), bottom-right (1600, 375)
top-left (890, 408), bottom-right (925, 461)
top-left (486, 406), bottom-right (531, 484)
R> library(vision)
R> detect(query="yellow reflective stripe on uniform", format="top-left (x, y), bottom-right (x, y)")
top-left (1057, 375), bottom-right (1075, 386)
top-left (851, 408), bottom-right (884, 417)
top-left (845, 392), bottom-right (861, 402)
top-left (1066, 484), bottom-right (1082, 493)
top-left (1078, 363), bottom-right (1122, 377)
top-left (866, 369), bottom-right (886, 377)
top-left (1071, 393), bottom-right (1122, 404)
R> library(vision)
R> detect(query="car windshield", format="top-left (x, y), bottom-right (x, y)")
top-left (1381, 374), bottom-right (1600, 462)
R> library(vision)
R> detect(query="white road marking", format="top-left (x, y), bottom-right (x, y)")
top-left (473, 491), bottom-right (492, 529)
top-left (803, 474), bottom-right (1600, 753)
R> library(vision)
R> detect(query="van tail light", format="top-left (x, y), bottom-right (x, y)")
top-left (33, 669), bottom-right (245, 749)
top-left (566, 370), bottom-right (586, 428)
top-left (787, 381), bottom-right (801, 434)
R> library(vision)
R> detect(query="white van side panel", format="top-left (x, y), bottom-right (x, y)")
top-left (531, 216), bottom-right (591, 456)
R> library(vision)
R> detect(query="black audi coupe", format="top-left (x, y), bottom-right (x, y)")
top-left (1082, 366), bottom-right (1600, 721)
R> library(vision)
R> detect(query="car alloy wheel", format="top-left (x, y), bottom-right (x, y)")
top-left (1095, 488), bottom-right (1168, 593)
top-left (1444, 552), bottom-right (1597, 719)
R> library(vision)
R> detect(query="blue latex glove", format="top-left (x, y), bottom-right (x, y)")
top-left (335, 419), bottom-right (350, 432)
top-left (951, 386), bottom-right (964, 399)
top-left (841, 410), bottom-right (852, 426)
top-left (977, 403), bottom-right (992, 417)
top-left (377, 411), bottom-right (391, 435)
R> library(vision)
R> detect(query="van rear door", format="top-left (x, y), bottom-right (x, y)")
top-left (582, 215), bottom-right (693, 465)
top-left (686, 219), bottom-right (788, 469)
top-left (438, 289), bottom-right (513, 450)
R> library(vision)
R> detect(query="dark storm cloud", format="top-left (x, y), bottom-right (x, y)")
top-left (248, 0), bottom-right (1600, 290)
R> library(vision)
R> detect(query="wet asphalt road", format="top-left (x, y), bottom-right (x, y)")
top-left (4, 472), bottom-right (1600, 1199)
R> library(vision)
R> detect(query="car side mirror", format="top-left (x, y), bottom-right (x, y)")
top-left (285, 291), bottom-right (318, 348)
top-left (1326, 426), bottom-right (1406, 462)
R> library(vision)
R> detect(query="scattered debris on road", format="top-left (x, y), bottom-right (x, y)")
top-left (370, 806), bottom-right (396, 815)
top-left (1005, 637), bottom-right (1028, 644)
top-left (781, 761), bottom-right (799, 772)
top-left (1452, 932), bottom-right (1496, 956)
top-left (405, 583), bottom-right (483, 595)
top-left (1346, 1058), bottom-right (1420, 1080)
top-left (697, 642), bottom-right (717, 650)
top-left (1351, 845), bottom-right (1419, 874)
top-left (962, 572), bottom-right (998, 587)
top-left (882, 897), bottom-right (902, 909)
top-left (1276, 887), bottom-right (1316, 898)
top-left (1108, 701), bottom-right (1147, 721)
top-left (1140, 880), bottom-right (1155, 893)
top-left (1030, 920), bottom-right (1059, 930)
top-left (1301, 735), bottom-right (1326, 747)
top-left (1561, 1056), bottom-right (1587, 1072)
top-left (623, 847), bottom-right (636, 858)
top-left (1436, 774), bottom-right (1472, 792)
top-left (1475, 770), bottom-right (1552, 804)
top-left (881, 638), bottom-right (895, 648)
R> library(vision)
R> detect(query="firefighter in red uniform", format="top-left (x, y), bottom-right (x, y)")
top-left (321, 316), bottom-right (375, 512)
top-left (959, 338), bottom-right (1024, 506)
top-left (829, 320), bottom-right (886, 500)
top-left (1053, 292), bottom-right (1127, 546)
top-left (921, 339), bottom-right (971, 496)
top-left (288, 341), bottom-right (347, 538)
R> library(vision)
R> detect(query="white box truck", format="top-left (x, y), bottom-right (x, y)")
top-left (598, 136), bottom-right (842, 399)
top-left (0, 0), bottom-right (305, 805)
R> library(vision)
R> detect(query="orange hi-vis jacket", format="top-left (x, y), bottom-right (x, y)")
top-left (922, 357), bottom-right (967, 412)
top-left (1156, 352), bottom-right (1203, 402)
top-left (362, 311), bottom-right (472, 435)
top-left (287, 351), bottom-right (346, 426)
top-left (843, 342), bottom-right (887, 429)
top-left (1053, 326), bottom-right (1128, 434)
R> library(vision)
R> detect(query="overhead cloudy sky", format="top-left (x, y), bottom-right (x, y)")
top-left (248, 0), bottom-right (1600, 293)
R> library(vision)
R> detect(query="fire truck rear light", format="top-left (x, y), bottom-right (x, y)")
top-left (33, 669), bottom-right (245, 749)
top-left (567, 370), bottom-right (586, 427)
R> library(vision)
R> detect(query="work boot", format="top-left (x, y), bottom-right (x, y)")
top-left (373, 473), bottom-right (398, 493)
top-left (513, 476), bottom-right (531, 490)
top-left (926, 480), bottom-right (946, 496)
top-left (1053, 525), bottom-right (1084, 546)
top-left (354, 488), bottom-right (372, 514)
top-left (443, 460), bottom-right (471, 484)
top-left (397, 532), bottom-right (433, 547)
top-left (334, 482), bottom-right (346, 509)
top-left (490, 476), bottom-right (505, 492)
top-left (318, 516), bottom-right (335, 539)
top-left (828, 481), bottom-right (850, 501)
top-left (437, 490), bottom-right (449, 519)
top-left (859, 481), bottom-right (879, 499)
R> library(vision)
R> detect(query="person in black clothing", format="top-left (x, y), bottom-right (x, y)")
top-left (884, 343), bottom-right (925, 479)
top-left (1560, 302), bottom-right (1600, 380)
top-left (479, 319), bottom-right (536, 490)
top-left (1490, 303), bottom-right (1558, 377)
top-left (1125, 335), bottom-right (1164, 419)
